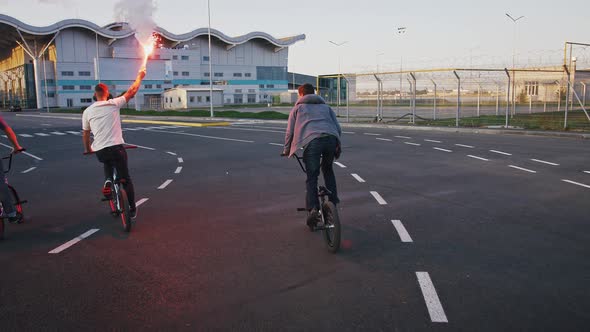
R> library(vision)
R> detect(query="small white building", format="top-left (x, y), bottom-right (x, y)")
top-left (280, 90), bottom-right (299, 104)
top-left (162, 87), bottom-right (224, 110)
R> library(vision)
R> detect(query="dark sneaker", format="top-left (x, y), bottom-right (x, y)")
top-left (306, 208), bottom-right (320, 229)
top-left (130, 208), bottom-right (137, 220)
top-left (102, 179), bottom-right (113, 199)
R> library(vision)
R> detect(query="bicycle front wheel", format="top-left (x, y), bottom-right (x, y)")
top-left (321, 201), bottom-right (341, 253)
top-left (118, 188), bottom-right (132, 233)
top-left (8, 185), bottom-right (24, 223)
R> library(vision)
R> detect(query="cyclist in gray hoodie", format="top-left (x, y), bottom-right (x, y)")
top-left (283, 83), bottom-right (342, 228)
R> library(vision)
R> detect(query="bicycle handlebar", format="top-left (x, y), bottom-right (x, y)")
top-left (83, 145), bottom-right (138, 155)
top-left (2, 148), bottom-right (25, 174)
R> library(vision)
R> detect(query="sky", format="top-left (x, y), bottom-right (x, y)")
top-left (0, 0), bottom-right (588, 75)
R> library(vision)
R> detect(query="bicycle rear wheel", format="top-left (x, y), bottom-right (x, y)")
top-left (8, 185), bottom-right (24, 223)
top-left (321, 201), bottom-right (341, 253)
top-left (118, 188), bottom-right (132, 232)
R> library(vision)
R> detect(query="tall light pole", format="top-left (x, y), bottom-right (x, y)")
top-left (506, 13), bottom-right (525, 116)
top-left (329, 40), bottom-right (348, 116)
top-left (207, 0), bottom-right (214, 117)
top-left (394, 27), bottom-right (407, 104)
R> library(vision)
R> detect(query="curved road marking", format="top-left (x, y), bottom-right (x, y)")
top-left (334, 162), bottom-right (347, 168)
top-left (416, 272), bottom-right (448, 323)
top-left (392, 220), bottom-right (413, 243)
top-left (158, 179), bottom-right (173, 190)
top-left (370, 191), bottom-right (388, 205)
top-left (21, 167), bottom-right (37, 174)
top-left (175, 166), bottom-right (183, 174)
top-left (178, 157), bottom-right (184, 163)
top-left (508, 165), bottom-right (537, 173)
top-left (351, 173), bottom-right (366, 183)
top-left (136, 198), bottom-right (150, 207)
top-left (48, 229), bottom-right (100, 254)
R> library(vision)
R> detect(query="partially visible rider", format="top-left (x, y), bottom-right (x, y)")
top-left (283, 83), bottom-right (342, 228)
top-left (82, 67), bottom-right (146, 219)
top-left (0, 116), bottom-right (25, 223)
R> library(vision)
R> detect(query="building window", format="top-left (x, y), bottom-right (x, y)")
top-left (206, 96), bottom-right (210, 102)
top-left (248, 89), bottom-right (256, 93)
top-left (198, 96), bottom-right (202, 102)
top-left (266, 84), bottom-right (275, 89)
top-left (165, 97), bottom-right (168, 103)
top-left (181, 55), bottom-right (189, 60)
top-left (80, 98), bottom-right (92, 103)
top-left (156, 84), bottom-right (162, 88)
top-left (178, 97), bottom-right (181, 102)
top-left (182, 71), bottom-right (190, 77)
top-left (172, 55), bottom-right (178, 60)
top-left (79, 71), bottom-right (91, 76)
top-left (204, 72), bottom-right (210, 77)
top-left (61, 71), bottom-right (74, 76)
top-left (203, 56), bottom-right (210, 61)
top-left (525, 81), bottom-right (539, 96)
top-left (164, 80), bottom-right (172, 84)
top-left (233, 73), bottom-right (242, 77)
top-left (80, 85), bottom-right (92, 90)
top-left (248, 94), bottom-right (256, 103)
top-left (234, 94), bottom-right (244, 104)
top-left (47, 92), bottom-right (56, 98)
top-left (259, 84), bottom-right (265, 88)
top-left (189, 96), bottom-right (195, 103)
top-left (214, 72), bottom-right (224, 77)
top-left (245, 73), bottom-right (252, 77)
top-left (62, 85), bottom-right (75, 90)
top-left (235, 89), bottom-right (242, 93)
top-left (173, 71), bottom-right (179, 76)
top-left (145, 84), bottom-right (153, 89)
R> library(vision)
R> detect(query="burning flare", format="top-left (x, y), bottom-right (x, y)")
top-left (141, 33), bottom-right (159, 68)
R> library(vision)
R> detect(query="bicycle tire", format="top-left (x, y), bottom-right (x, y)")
top-left (8, 185), bottom-right (24, 223)
top-left (321, 201), bottom-right (341, 253)
top-left (119, 188), bottom-right (132, 232)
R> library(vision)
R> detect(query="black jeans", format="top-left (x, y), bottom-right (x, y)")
top-left (95, 145), bottom-right (136, 210)
top-left (303, 136), bottom-right (340, 211)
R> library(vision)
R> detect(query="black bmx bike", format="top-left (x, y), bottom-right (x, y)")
top-left (84, 145), bottom-right (136, 233)
top-left (283, 152), bottom-right (341, 253)
top-left (0, 149), bottom-right (28, 240)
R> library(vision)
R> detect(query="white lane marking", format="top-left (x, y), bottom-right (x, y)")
top-left (0, 143), bottom-right (43, 161)
top-left (166, 151), bottom-right (177, 156)
top-left (343, 131), bottom-right (356, 134)
top-left (212, 126), bottom-right (284, 134)
top-left (392, 220), bottom-right (413, 243)
top-left (376, 138), bottom-right (393, 142)
top-left (127, 143), bottom-right (156, 151)
top-left (433, 147), bottom-right (453, 153)
top-left (21, 167), bottom-right (37, 174)
top-left (175, 166), bottom-right (183, 174)
top-left (455, 144), bottom-right (474, 148)
top-left (531, 159), bottom-right (559, 166)
top-left (35, 133), bottom-right (50, 137)
top-left (425, 139), bottom-right (442, 143)
top-left (334, 162), bottom-right (347, 168)
top-left (268, 143), bottom-right (283, 146)
top-left (51, 131), bottom-right (67, 136)
top-left (370, 191), bottom-right (388, 205)
top-left (48, 229), bottom-right (100, 254)
top-left (508, 165), bottom-right (537, 174)
top-left (395, 135), bottom-right (411, 139)
top-left (490, 149), bottom-right (512, 156)
top-left (351, 173), bottom-right (366, 183)
top-left (2, 135), bottom-right (6, 138)
top-left (149, 129), bottom-right (255, 143)
top-left (178, 157), bottom-right (184, 163)
top-left (405, 142), bottom-right (421, 146)
top-left (585, 171), bottom-right (590, 174)
top-left (416, 272), bottom-right (449, 323)
top-left (136, 198), bottom-right (149, 207)
top-left (19, 134), bottom-right (33, 138)
top-left (562, 179), bottom-right (590, 189)
top-left (364, 133), bottom-right (382, 136)
top-left (158, 179), bottom-right (173, 190)
top-left (66, 131), bottom-right (81, 135)
top-left (42, 124), bottom-right (52, 126)
top-left (467, 155), bottom-right (489, 161)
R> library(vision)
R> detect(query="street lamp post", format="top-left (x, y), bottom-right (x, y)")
top-left (329, 40), bottom-right (348, 116)
top-left (207, 0), bottom-right (214, 117)
top-left (394, 27), bottom-right (407, 105)
top-left (506, 13), bottom-right (525, 116)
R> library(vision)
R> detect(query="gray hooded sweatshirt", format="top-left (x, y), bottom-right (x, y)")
top-left (284, 94), bottom-right (342, 157)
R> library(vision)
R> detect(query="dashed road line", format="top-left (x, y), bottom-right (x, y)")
top-left (334, 162), bottom-right (347, 168)
top-left (35, 133), bottom-right (50, 137)
top-left (391, 220), bottom-right (413, 243)
top-left (455, 144), bottom-right (474, 148)
top-left (129, 143), bottom-right (156, 151)
top-left (148, 129), bottom-right (255, 143)
top-left (166, 151), bottom-right (177, 156)
top-left (19, 134), bottom-right (33, 138)
top-left (433, 147), bottom-right (453, 153)
top-left (66, 131), bottom-right (81, 135)
top-left (48, 229), bottom-right (100, 254)
top-left (351, 173), bottom-right (366, 183)
top-left (343, 131), bottom-right (356, 134)
top-left (370, 191), bottom-right (388, 205)
top-left (175, 166), bottom-right (183, 174)
top-left (416, 272), bottom-right (448, 323)
top-left (136, 198), bottom-right (149, 207)
top-left (51, 131), bottom-right (67, 136)
top-left (584, 171), bottom-right (590, 174)
top-left (0, 143), bottom-right (43, 161)
top-left (490, 149), bottom-right (512, 156)
top-left (158, 179), bottom-right (173, 190)
top-left (178, 157), bottom-right (184, 163)
top-left (405, 142), bottom-right (421, 146)
top-left (364, 133), bottom-right (382, 136)
top-left (562, 179), bottom-right (590, 189)
top-left (376, 138), bottom-right (393, 142)
top-left (531, 159), bottom-right (559, 166)
top-left (508, 165), bottom-right (537, 174)
top-left (425, 139), bottom-right (442, 143)
top-left (395, 135), bottom-right (411, 139)
top-left (467, 155), bottom-right (489, 161)
top-left (21, 167), bottom-right (37, 174)
top-left (268, 143), bottom-right (283, 146)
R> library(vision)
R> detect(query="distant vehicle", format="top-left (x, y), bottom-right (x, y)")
top-left (8, 104), bottom-right (21, 112)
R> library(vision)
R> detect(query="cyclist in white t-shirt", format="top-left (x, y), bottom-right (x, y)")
top-left (82, 67), bottom-right (146, 219)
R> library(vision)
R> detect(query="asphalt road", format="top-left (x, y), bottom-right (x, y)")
top-left (0, 112), bottom-right (589, 331)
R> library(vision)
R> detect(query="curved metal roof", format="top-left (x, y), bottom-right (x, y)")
top-left (0, 14), bottom-right (305, 47)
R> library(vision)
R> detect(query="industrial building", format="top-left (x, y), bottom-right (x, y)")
top-left (0, 14), bottom-right (305, 110)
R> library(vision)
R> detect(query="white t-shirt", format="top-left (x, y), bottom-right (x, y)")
top-left (82, 96), bottom-right (127, 152)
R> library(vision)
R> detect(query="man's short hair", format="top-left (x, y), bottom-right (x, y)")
top-left (95, 83), bottom-right (109, 96)
top-left (298, 83), bottom-right (315, 96)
